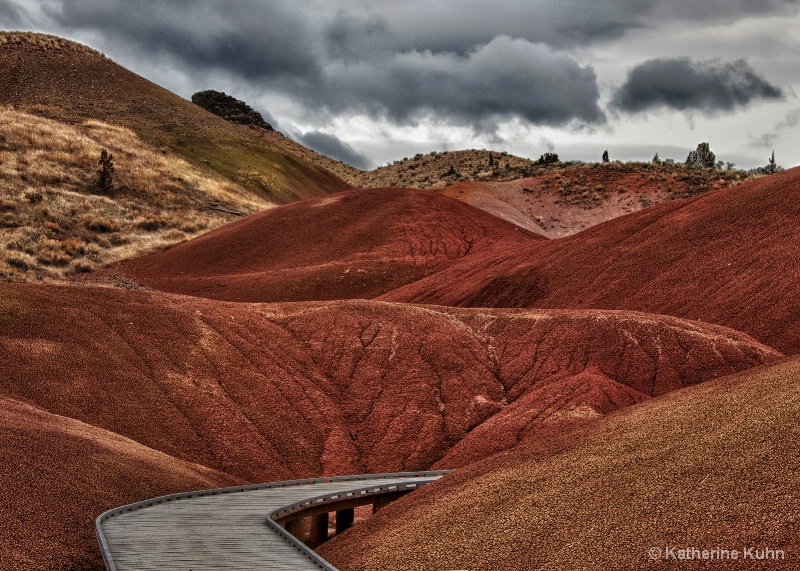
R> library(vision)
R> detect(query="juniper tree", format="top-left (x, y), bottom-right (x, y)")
top-left (686, 142), bottom-right (715, 169)
top-left (96, 149), bottom-right (115, 193)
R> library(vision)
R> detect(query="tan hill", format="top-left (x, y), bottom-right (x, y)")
top-left (85, 187), bottom-right (543, 302)
top-left (0, 106), bottom-right (270, 282)
top-left (379, 167), bottom-right (800, 354)
top-left (348, 149), bottom-right (541, 189)
top-left (440, 160), bottom-right (754, 237)
top-left (0, 281), bottom-right (778, 569)
top-left (0, 32), bottom-right (350, 203)
top-left (319, 354), bottom-right (800, 571)
top-left (0, 396), bottom-right (239, 571)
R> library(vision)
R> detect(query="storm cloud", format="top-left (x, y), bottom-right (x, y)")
top-left (613, 58), bottom-right (784, 113)
top-left (38, 1), bottom-right (606, 129)
top-left (43, 0), bottom-right (320, 80)
top-left (315, 36), bottom-right (604, 128)
top-left (3, 0), bottom-right (798, 168)
top-left (0, 0), bottom-right (30, 26)
top-left (297, 130), bottom-right (374, 170)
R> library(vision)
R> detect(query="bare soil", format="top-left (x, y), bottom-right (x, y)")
top-left (320, 355), bottom-right (800, 570)
top-left (0, 283), bottom-right (778, 569)
top-left (380, 167), bottom-right (800, 354)
top-left (84, 187), bottom-right (542, 302)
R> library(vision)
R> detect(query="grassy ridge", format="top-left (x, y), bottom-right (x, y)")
top-left (0, 106), bottom-right (271, 281)
top-left (0, 32), bottom-right (350, 203)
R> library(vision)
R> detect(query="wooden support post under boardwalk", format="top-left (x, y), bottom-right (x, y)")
top-left (308, 512), bottom-right (329, 547)
top-left (373, 495), bottom-right (392, 514)
top-left (285, 517), bottom-right (304, 541)
top-left (335, 507), bottom-right (354, 534)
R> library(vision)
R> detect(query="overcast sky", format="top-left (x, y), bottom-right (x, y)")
top-left (3, 0), bottom-right (798, 170)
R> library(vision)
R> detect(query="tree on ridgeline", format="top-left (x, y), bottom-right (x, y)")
top-left (536, 152), bottom-right (560, 165)
top-left (686, 142), bottom-right (716, 169)
top-left (767, 150), bottom-right (778, 174)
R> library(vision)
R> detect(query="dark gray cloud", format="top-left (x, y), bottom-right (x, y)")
top-left (297, 131), bottom-right (374, 170)
top-left (42, 0), bottom-right (320, 80)
top-left (317, 0), bottom-right (798, 55)
top-left (0, 0), bottom-right (30, 26)
top-left (649, 0), bottom-right (799, 21)
top-left (314, 36), bottom-right (604, 128)
top-left (38, 2), bottom-right (603, 129)
top-left (613, 58), bottom-right (784, 113)
top-left (324, 10), bottom-right (393, 62)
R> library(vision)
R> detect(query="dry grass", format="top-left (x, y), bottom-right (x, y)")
top-left (0, 106), bottom-right (271, 282)
top-left (304, 147), bottom-right (757, 192)
top-left (0, 32), bottom-right (104, 56)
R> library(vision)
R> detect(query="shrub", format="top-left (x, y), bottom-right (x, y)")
top-left (24, 191), bottom-right (43, 204)
top-left (537, 152), bottom-right (560, 165)
top-left (6, 257), bottom-right (29, 271)
top-left (191, 90), bottom-right (274, 130)
top-left (136, 218), bottom-right (164, 232)
top-left (83, 215), bottom-right (121, 233)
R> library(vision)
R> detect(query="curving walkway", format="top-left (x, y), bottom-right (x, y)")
top-left (96, 471), bottom-right (449, 570)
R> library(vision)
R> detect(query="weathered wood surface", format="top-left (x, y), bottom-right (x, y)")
top-left (97, 472), bottom-right (447, 570)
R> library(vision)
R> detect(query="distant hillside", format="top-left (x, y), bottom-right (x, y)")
top-left (0, 32), bottom-right (350, 203)
top-left (440, 160), bottom-right (755, 237)
top-left (351, 149), bottom-right (541, 189)
top-left (380, 167), bottom-right (800, 354)
top-left (260, 136), bottom-right (756, 237)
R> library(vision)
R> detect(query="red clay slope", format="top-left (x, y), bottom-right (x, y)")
top-left (320, 355), bottom-right (800, 571)
top-left (382, 167), bottom-right (800, 354)
top-left (0, 396), bottom-right (239, 571)
top-left (0, 283), bottom-right (778, 481)
top-left (96, 187), bottom-right (543, 302)
top-left (0, 283), bottom-right (780, 570)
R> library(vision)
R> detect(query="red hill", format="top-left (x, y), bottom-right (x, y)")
top-left (95, 188), bottom-right (543, 302)
top-left (381, 167), bottom-right (800, 354)
top-left (1, 283), bottom-right (777, 479)
top-left (320, 355), bottom-right (800, 571)
top-left (0, 283), bottom-right (780, 568)
top-left (0, 397), bottom-right (238, 571)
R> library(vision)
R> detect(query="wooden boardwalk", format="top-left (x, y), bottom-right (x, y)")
top-left (96, 472), bottom-right (448, 570)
